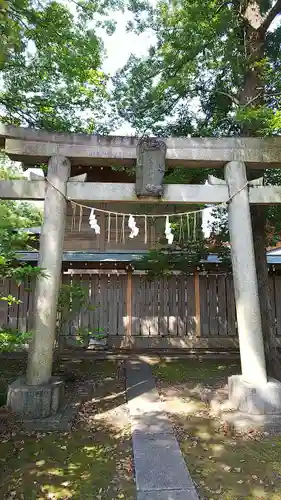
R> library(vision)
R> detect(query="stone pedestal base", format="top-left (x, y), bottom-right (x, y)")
top-left (229, 375), bottom-right (281, 415)
top-left (7, 377), bottom-right (64, 419)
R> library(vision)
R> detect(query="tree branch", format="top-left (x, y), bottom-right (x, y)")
top-left (215, 90), bottom-right (240, 106)
top-left (260, 0), bottom-right (281, 34)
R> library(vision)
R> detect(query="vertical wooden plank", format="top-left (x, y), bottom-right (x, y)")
top-left (274, 274), bottom-right (281, 336)
top-left (108, 273), bottom-right (118, 335)
top-left (17, 280), bottom-right (28, 332)
top-left (147, 278), bottom-right (153, 336)
top-left (159, 276), bottom-right (169, 336)
top-left (99, 273), bottom-right (108, 337)
top-left (217, 274), bottom-right (227, 336)
top-left (96, 272), bottom-right (102, 335)
top-left (144, 277), bottom-right (151, 337)
top-left (61, 273), bottom-right (71, 345)
top-left (80, 273), bottom-right (89, 329)
top-left (194, 271), bottom-right (201, 337)
top-left (199, 273), bottom-right (209, 337)
top-left (122, 273), bottom-right (127, 336)
top-left (186, 274), bottom-right (196, 337)
top-left (117, 273), bottom-right (126, 336)
top-left (126, 271), bottom-right (132, 337)
top-left (69, 273), bottom-right (82, 345)
top-left (140, 275), bottom-right (150, 336)
top-left (90, 273), bottom-right (100, 335)
top-left (168, 275), bottom-right (178, 336)
top-left (208, 274), bottom-right (218, 336)
top-left (149, 278), bottom-right (159, 336)
top-left (97, 273), bottom-right (104, 336)
top-left (0, 278), bottom-right (9, 328)
top-left (226, 274), bottom-right (237, 336)
top-left (8, 280), bottom-right (20, 330)
top-left (105, 273), bottom-right (110, 336)
top-left (177, 275), bottom-right (186, 337)
top-left (132, 274), bottom-right (141, 335)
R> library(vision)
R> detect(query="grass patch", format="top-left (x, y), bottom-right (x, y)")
top-left (153, 359), bottom-right (240, 383)
top-left (153, 359), bottom-right (281, 499)
top-left (0, 430), bottom-right (134, 500)
top-left (0, 359), bottom-right (135, 500)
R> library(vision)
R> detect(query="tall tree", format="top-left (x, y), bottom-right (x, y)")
top-left (0, 0), bottom-right (119, 132)
top-left (114, 0), bottom-right (281, 376)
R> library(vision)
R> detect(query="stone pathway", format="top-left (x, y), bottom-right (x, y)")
top-left (126, 360), bottom-right (199, 500)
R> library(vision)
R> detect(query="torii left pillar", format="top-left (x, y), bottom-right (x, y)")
top-left (7, 155), bottom-right (70, 419)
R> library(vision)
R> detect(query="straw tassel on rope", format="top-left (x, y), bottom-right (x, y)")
top-left (107, 213), bottom-right (111, 242)
top-left (71, 202), bottom-right (76, 231)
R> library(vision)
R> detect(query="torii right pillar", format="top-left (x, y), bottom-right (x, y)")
top-left (225, 161), bottom-right (281, 426)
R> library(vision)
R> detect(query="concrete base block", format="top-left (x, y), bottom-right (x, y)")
top-left (228, 375), bottom-right (281, 415)
top-left (7, 377), bottom-right (64, 419)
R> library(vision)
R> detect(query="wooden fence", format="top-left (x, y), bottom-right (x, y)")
top-left (1, 270), bottom-right (281, 349)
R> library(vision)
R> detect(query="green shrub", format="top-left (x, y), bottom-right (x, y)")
top-left (0, 328), bottom-right (32, 352)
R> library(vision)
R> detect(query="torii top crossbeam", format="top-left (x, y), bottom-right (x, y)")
top-left (1, 124), bottom-right (281, 168)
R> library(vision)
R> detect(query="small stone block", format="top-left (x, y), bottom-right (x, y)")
top-left (7, 377), bottom-right (64, 419)
top-left (229, 375), bottom-right (281, 415)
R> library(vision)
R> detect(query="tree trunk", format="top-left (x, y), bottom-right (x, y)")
top-left (251, 205), bottom-right (281, 378)
top-left (238, 5), bottom-right (281, 378)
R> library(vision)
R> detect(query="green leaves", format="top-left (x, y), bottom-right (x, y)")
top-left (0, 0), bottom-right (115, 132)
top-left (0, 294), bottom-right (21, 306)
top-left (114, 1), bottom-right (281, 138)
top-left (0, 328), bottom-right (32, 352)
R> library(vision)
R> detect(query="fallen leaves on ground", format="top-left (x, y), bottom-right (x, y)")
top-left (153, 360), bottom-right (281, 500)
top-left (0, 360), bottom-right (135, 500)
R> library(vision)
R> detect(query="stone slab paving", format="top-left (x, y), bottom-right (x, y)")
top-left (137, 491), bottom-right (199, 500)
top-left (126, 360), bottom-right (199, 500)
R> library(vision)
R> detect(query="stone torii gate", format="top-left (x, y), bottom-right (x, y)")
top-left (2, 125), bottom-right (281, 423)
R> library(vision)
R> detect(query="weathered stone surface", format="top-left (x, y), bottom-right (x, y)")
top-left (9, 379), bottom-right (95, 431)
top-left (2, 179), bottom-right (281, 205)
top-left (67, 182), bottom-right (229, 204)
top-left (137, 490), bottom-right (199, 500)
top-left (130, 410), bottom-right (173, 435)
top-left (229, 375), bottom-right (281, 415)
top-left (0, 180), bottom-right (46, 200)
top-left (7, 377), bottom-right (64, 419)
top-left (136, 137), bottom-right (166, 197)
top-left (133, 432), bottom-right (195, 492)
top-left (225, 161), bottom-right (267, 385)
top-left (27, 155), bottom-right (70, 386)
top-left (3, 127), bottom-right (281, 167)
